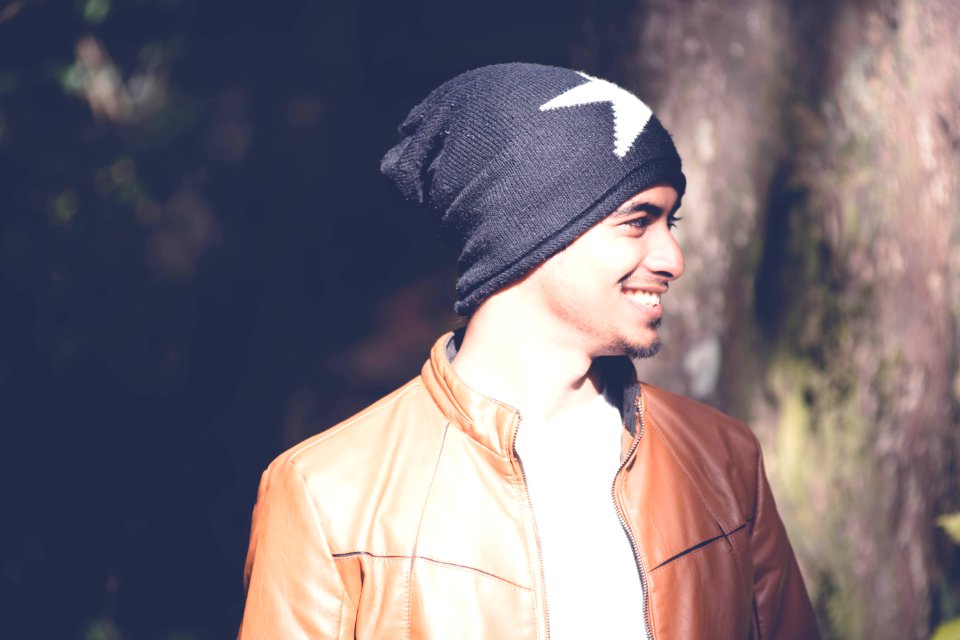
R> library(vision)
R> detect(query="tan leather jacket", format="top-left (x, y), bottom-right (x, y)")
top-left (240, 334), bottom-right (820, 639)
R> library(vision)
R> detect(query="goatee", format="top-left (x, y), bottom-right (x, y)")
top-left (625, 318), bottom-right (663, 360)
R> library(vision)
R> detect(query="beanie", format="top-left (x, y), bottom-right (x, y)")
top-left (381, 62), bottom-right (686, 316)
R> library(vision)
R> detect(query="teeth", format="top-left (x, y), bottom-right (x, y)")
top-left (624, 290), bottom-right (661, 307)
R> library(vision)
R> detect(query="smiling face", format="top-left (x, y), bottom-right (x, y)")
top-left (516, 184), bottom-right (685, 359)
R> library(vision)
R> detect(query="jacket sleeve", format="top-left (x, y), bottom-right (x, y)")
top-left (750, 449), bottom-right (822, 639)
top-left (239, 458), bottom-right (354, 639)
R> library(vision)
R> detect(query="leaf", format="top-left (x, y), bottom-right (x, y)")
top-left (931, 617), bottom-right (960, 640)
top-left (938, 512), bottom-right (960, 545)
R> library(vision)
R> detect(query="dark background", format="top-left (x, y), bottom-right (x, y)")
top-left (0, 0), bottom-right (641, 638)
top-left (4, 1), bottom-right (960, 639)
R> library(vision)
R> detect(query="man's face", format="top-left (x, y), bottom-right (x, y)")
top-left (519, 184), bottom-right (684, 359)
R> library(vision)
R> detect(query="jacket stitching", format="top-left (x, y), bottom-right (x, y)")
top-left (287, 459), bottom-right (352, 636)
top-left (331, 551), bottom-right (531, 590)
top-left (405, 421), bottom-right (450, 640)
top-left (506, 454), bottom-right (545, 638)
top-left (649, 414), bottom-right (755, 603)
top-left (723, 518), bottom-right (749, 598)
top-left (651, 417), bottom-right (728, 529)
top-left (335, 587), bottom-right (344, 639)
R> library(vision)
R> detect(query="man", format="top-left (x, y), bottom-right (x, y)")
top-left (239, 63), bottom-right (820, 639)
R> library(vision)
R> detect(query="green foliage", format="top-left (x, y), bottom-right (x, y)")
top-left (935, 510), bottom-right (960, 637)
top-left (85, 618), bottom-right (122, 640)
top-left (932, 618), bottom-right (960, 640)
top-left (51, 189), bottom-right (80, 226)
top-left (81, 0), bottom-right (111, 24)
top-left (939, 512), bottom-right (960, 545)
top-left (57, 61), bottom-right (87, 95)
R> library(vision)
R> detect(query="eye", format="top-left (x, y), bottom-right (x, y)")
top-left (621, 215), bottom-right (652, 231)
top-left (668, 214), bottom-right (682, 230)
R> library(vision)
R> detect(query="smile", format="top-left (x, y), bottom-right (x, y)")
top-left (622, 289), bottom-right (662, 307)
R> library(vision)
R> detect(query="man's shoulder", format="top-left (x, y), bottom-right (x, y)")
top-left (251, 375), bottom-right (451, 554)
top-left (640, 382), bottom-right (760, 463)
top-left (268, 375), bottom-right (445, 483)
top-left (640, 383), bottom-right (763, 526)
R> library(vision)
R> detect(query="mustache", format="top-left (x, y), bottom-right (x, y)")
top-left (620, 277), bottom-right (670, 290)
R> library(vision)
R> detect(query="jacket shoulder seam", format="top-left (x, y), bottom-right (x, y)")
top-left (651, 419), bottom-right (752, 593)
top-left (651, 419), bottom-right (727, 530)
top-left (405, 421), bottom-right (451, 639)
top-left (283, 457), bottom-right (350, 632)
top-left (288, 380), bottom-right (425, 463)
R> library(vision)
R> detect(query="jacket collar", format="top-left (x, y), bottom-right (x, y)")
top-left (421, 332), bottom-right (520, 457)
top-left (420, 331), bottom-right (642, 457)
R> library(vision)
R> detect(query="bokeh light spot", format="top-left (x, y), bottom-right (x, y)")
top-left (51, 190), bottom-right (79, 226)
top-left (82, 0), bottom-right (111, 25)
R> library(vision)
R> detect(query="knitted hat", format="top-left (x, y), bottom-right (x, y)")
top-left (381, 62), bottom-right (685, 316)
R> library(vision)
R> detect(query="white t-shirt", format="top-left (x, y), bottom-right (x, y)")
top-left (514, 387), bottom-right (648, 639)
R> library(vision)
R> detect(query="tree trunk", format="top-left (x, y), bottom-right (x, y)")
top-left (626, 1), bottom-right (960, 638)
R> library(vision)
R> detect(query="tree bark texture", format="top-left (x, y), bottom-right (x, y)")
top-left (626, 1), bottom-right (960, 638)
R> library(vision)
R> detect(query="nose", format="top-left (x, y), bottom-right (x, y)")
top-left (645, 225), bottom-right (685, 281)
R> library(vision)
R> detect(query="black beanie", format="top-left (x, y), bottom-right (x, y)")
top-left (381, 62), bottom-right (686, 316)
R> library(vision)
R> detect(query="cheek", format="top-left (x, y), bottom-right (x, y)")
top-left (593, 239), bottom-right (644, 280)
top-left (534, 257), bottom-right (593, 311)
top-left (521, 259), bottom-right (574, 308)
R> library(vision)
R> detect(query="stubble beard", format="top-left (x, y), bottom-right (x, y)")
top-left (623, 318), bottom-right (663, 360)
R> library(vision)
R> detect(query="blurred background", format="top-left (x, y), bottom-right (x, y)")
top-left (1, 0), bottom-right (958, 638)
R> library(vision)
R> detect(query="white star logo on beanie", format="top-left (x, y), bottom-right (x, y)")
top-left (540, 72), bottom-right (653, 159)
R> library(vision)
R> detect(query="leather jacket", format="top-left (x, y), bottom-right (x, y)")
top-left (239, 333), bottom-right (821, 639)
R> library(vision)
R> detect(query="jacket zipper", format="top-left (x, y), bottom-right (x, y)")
top-left (511, 413), bottom-right (552, 640)
top-left (611, 390), bottom-right (652, 639)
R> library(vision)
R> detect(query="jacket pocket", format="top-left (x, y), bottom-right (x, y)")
top-left (647, 521), bottom-right (753, 640)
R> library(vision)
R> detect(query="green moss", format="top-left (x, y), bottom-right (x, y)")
top-left (756, 137), bottom-right (885, 637)
top-left (765, 345), bottom-right (875, 639)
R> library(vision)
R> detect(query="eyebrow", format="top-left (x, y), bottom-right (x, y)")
top-left (612, 202), bottom-right (667, 218)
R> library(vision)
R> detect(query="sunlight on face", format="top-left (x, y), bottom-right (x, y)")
top-left (519, 184), bottom-right (684, 359)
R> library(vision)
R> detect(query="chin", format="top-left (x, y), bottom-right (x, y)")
top-left (625, 336), bottom-right (663, 360)
top-left (617, 319), bottom-right (663, 359)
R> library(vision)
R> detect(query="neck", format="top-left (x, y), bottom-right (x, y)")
top-left (451, 295), bottom-right (602, 424)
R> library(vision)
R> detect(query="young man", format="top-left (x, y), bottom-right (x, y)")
top-left (239, 63), bottom-right (820, 639)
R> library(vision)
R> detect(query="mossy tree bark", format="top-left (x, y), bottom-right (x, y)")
top-left (627, 1), bottom-right (960, 638)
